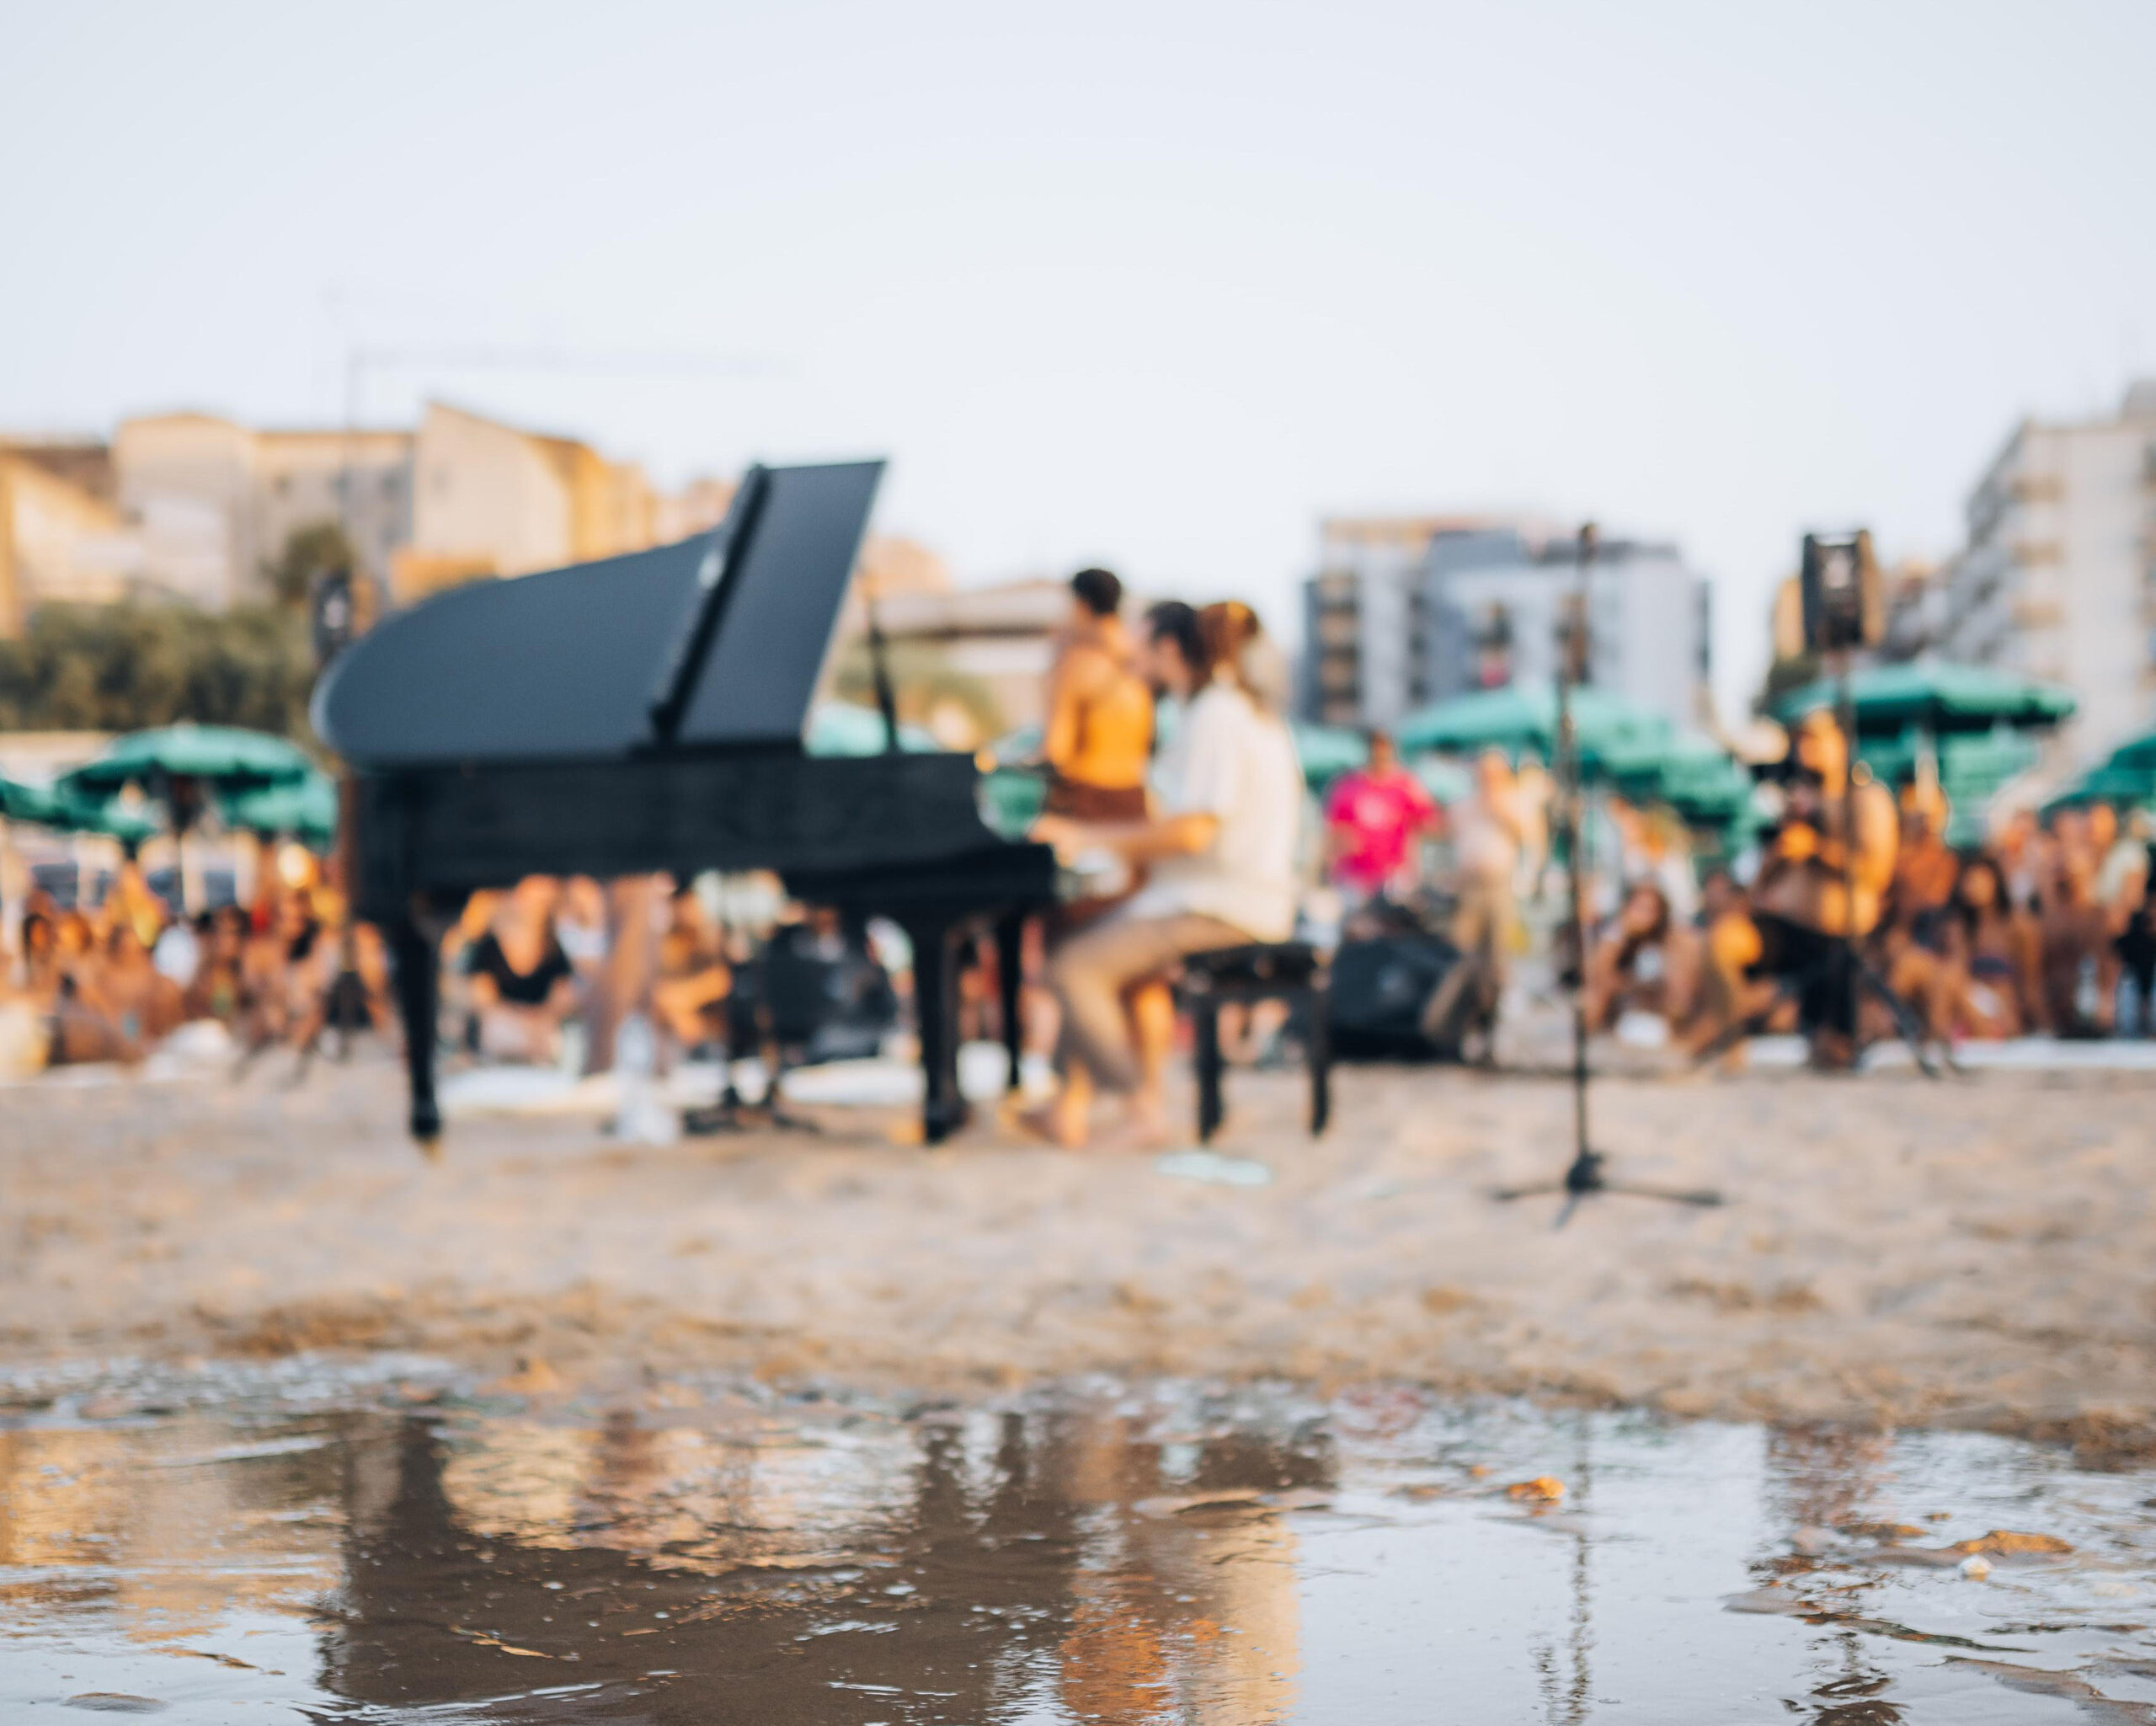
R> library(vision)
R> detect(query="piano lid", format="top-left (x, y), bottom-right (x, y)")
top-left (313, 460), bottom-right (884, 769)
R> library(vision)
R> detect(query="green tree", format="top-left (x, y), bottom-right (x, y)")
top-left (261, 520), bottom-right (357, 612)
top-left (0, 601), bottom-right (318, 740)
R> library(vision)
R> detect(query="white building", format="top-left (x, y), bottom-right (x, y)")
top-left (1422, 528), bottom-right (1712, 728)
top-left (1299, 516), bottom-right (1502, 727)
top-left (1299, 515), bottom-right (1713, 731)
top-left (109, 413), bottom-right (414, 609)
top-left (1938, 381), bottom-right (2156, 765)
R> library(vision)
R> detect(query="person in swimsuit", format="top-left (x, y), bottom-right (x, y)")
top-left (1583, 879), bottom-right (1705, 1036)
top-left (1942, 854), bottom-right (2040, 1039)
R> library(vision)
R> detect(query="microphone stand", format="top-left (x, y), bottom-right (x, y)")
top-left (865, 578), bottom-right (902, 756)
top-left (1497, 522), bottom-right (1724, 1226)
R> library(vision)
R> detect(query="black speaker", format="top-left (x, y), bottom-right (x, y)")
top-left (1799, 530), bottom-right (1882, 653)
top-left (1328, 931), bottom-right (1465, 1061)
top-left (728, 922), bottom-right (898, 1063)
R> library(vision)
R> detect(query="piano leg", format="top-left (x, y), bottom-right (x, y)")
top-left (905, 915), bottom-right (965, 1145)
top-left (994, 910), bottom-right (1025, 1094)
top-left (386, 911), bottom-right (445, 1156)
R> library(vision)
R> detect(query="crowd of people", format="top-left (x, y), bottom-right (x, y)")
top-left (1572, 712), bottom-right (2156, 1062)
top-left (5, 570), bottom-right (2155, 1104)
top-left (0, 854), bottom-right (370, 1074)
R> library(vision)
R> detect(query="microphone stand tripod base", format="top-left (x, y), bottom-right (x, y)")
top-left (1496, 1148), bottom-right (1724, 1228)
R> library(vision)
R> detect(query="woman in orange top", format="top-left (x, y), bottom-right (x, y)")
top-left (1039, 568), bottom-right (1152, 823)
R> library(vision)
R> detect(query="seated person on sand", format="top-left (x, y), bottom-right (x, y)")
top-left (43, 911), bottom-right (142, 1064)
top-left (1734, 712), bottom-right (1897, 1067)
top-left (1583, 880), bottom-right (1705, 1038)
top-left (184, 906), bottom-right (248, 1025)
top-left (465, 876), bottom-right (579, 1063)
top-left (237, 888), bottom-right (325, 1052)
top-left (98, 922), bottom-right (186, 1051)
top-left (1028, 600), bottom-right (1302, 1149)
top-left (654, 882), bottom-right (732, 1054)
top-left (1863, 782), bottom-right (1967, 1043)
top-left (281, 888), bottom-right (398, 1055)
top-left (2039, 846), bottom-right (2116, 1037)
top-left (1937, 854), bottom-right (2042, 1039)
top-left (1686, 868), bottom-right (1791, 1054)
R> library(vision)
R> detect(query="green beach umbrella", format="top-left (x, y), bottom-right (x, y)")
top-left (63, 723), bottom-right (317, 794)
top-left (2044, 755), bottom-right (2156, 815)
top-left (1769, 662), bottom-right (2075, 736)
top-left (0, 773), bottom-right (159, 844)
top-left (2102, 729), bottom-right (2156, 772)
top-left (216, 767), bottom-right (340, 846)
top-left (1396, 681), bottom-right (1671, 766)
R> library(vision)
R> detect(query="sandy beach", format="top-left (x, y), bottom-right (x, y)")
top-left (8, 1045), bottom-right (2153, 1451)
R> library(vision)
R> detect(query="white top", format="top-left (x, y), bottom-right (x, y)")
top-left (1453, 788), bottom-right (1521, 886)
top-left (1127, 681), bottom-right (1302, 942)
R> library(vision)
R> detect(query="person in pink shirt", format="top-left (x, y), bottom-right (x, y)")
top-left (1324, 730), bottom-right (1439, 901)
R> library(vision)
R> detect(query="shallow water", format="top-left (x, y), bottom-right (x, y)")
top-left (6, 1366), bottom-right (2156, 1722)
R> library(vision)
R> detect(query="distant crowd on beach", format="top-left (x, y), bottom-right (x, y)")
top-left (0, 854), bottom-right (367, 1071)
top-left (1574, 772), bottom-right (2156, 1055)
top-left (5, 567), bottom-right (2155, 1101)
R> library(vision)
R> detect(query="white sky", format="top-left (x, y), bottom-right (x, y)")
top-left (5, 0), bottom-right (2153, 717)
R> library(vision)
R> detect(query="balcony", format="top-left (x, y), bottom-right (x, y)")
top-left (1317, 655), bottom-right (1359, 695)
top-left (1315, 612), bottom-right (1359, 649)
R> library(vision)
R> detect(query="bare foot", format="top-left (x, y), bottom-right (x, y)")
top-left (1011, 1097), bottom-right (1089, 1150)
top-left (1093, 1119), bottom-right (1174, 1152)
top-left (1108, 1097), bottom-right (1174, 1151)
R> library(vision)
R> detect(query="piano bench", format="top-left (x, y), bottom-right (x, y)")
top-left (1177, 942), bottom-right (1331, 1146)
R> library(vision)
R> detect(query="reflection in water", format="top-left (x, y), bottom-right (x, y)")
top-left (5, 1376), bottom-right (2156, 1722)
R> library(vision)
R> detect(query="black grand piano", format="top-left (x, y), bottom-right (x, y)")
top-left (312, 460), bottom-right (1058, 1148)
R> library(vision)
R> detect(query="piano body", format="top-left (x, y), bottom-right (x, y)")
top-left (313, 460), bottom-right (1057, 1147)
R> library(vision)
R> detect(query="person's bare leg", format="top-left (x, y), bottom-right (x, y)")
top-left (1680, 914), bottom-right (1771, 1061)
top-left (1052, 1060), bottom-right (1095, 1148)
top-left (1122, 978), bottom-right (1175, 1143)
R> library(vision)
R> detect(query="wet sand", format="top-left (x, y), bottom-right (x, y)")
top-left (5, 1053), bottom-right (2153, 1446)
top-left (13, 1376), bottom-right (2156, 1723)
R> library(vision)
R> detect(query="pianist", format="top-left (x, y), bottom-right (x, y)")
top-left (1030, 600), bottom-right (1304, 1149)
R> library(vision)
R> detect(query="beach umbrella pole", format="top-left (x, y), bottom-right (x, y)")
top-left (1498, 523), bottom-right (1722, 1223)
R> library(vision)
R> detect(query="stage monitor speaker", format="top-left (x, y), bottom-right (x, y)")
top-left (1799, 529), bottom-right (1883, 653)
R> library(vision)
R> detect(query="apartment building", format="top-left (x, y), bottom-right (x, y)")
top-left (1299, 516), bottom-right (1495, 727)
top-left (1299, 514), bottom-right (1713, 731)
top-left (0, 403), bottom-right (698, 626)
top-left (1937, 381), bottom-right (2156, 763)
